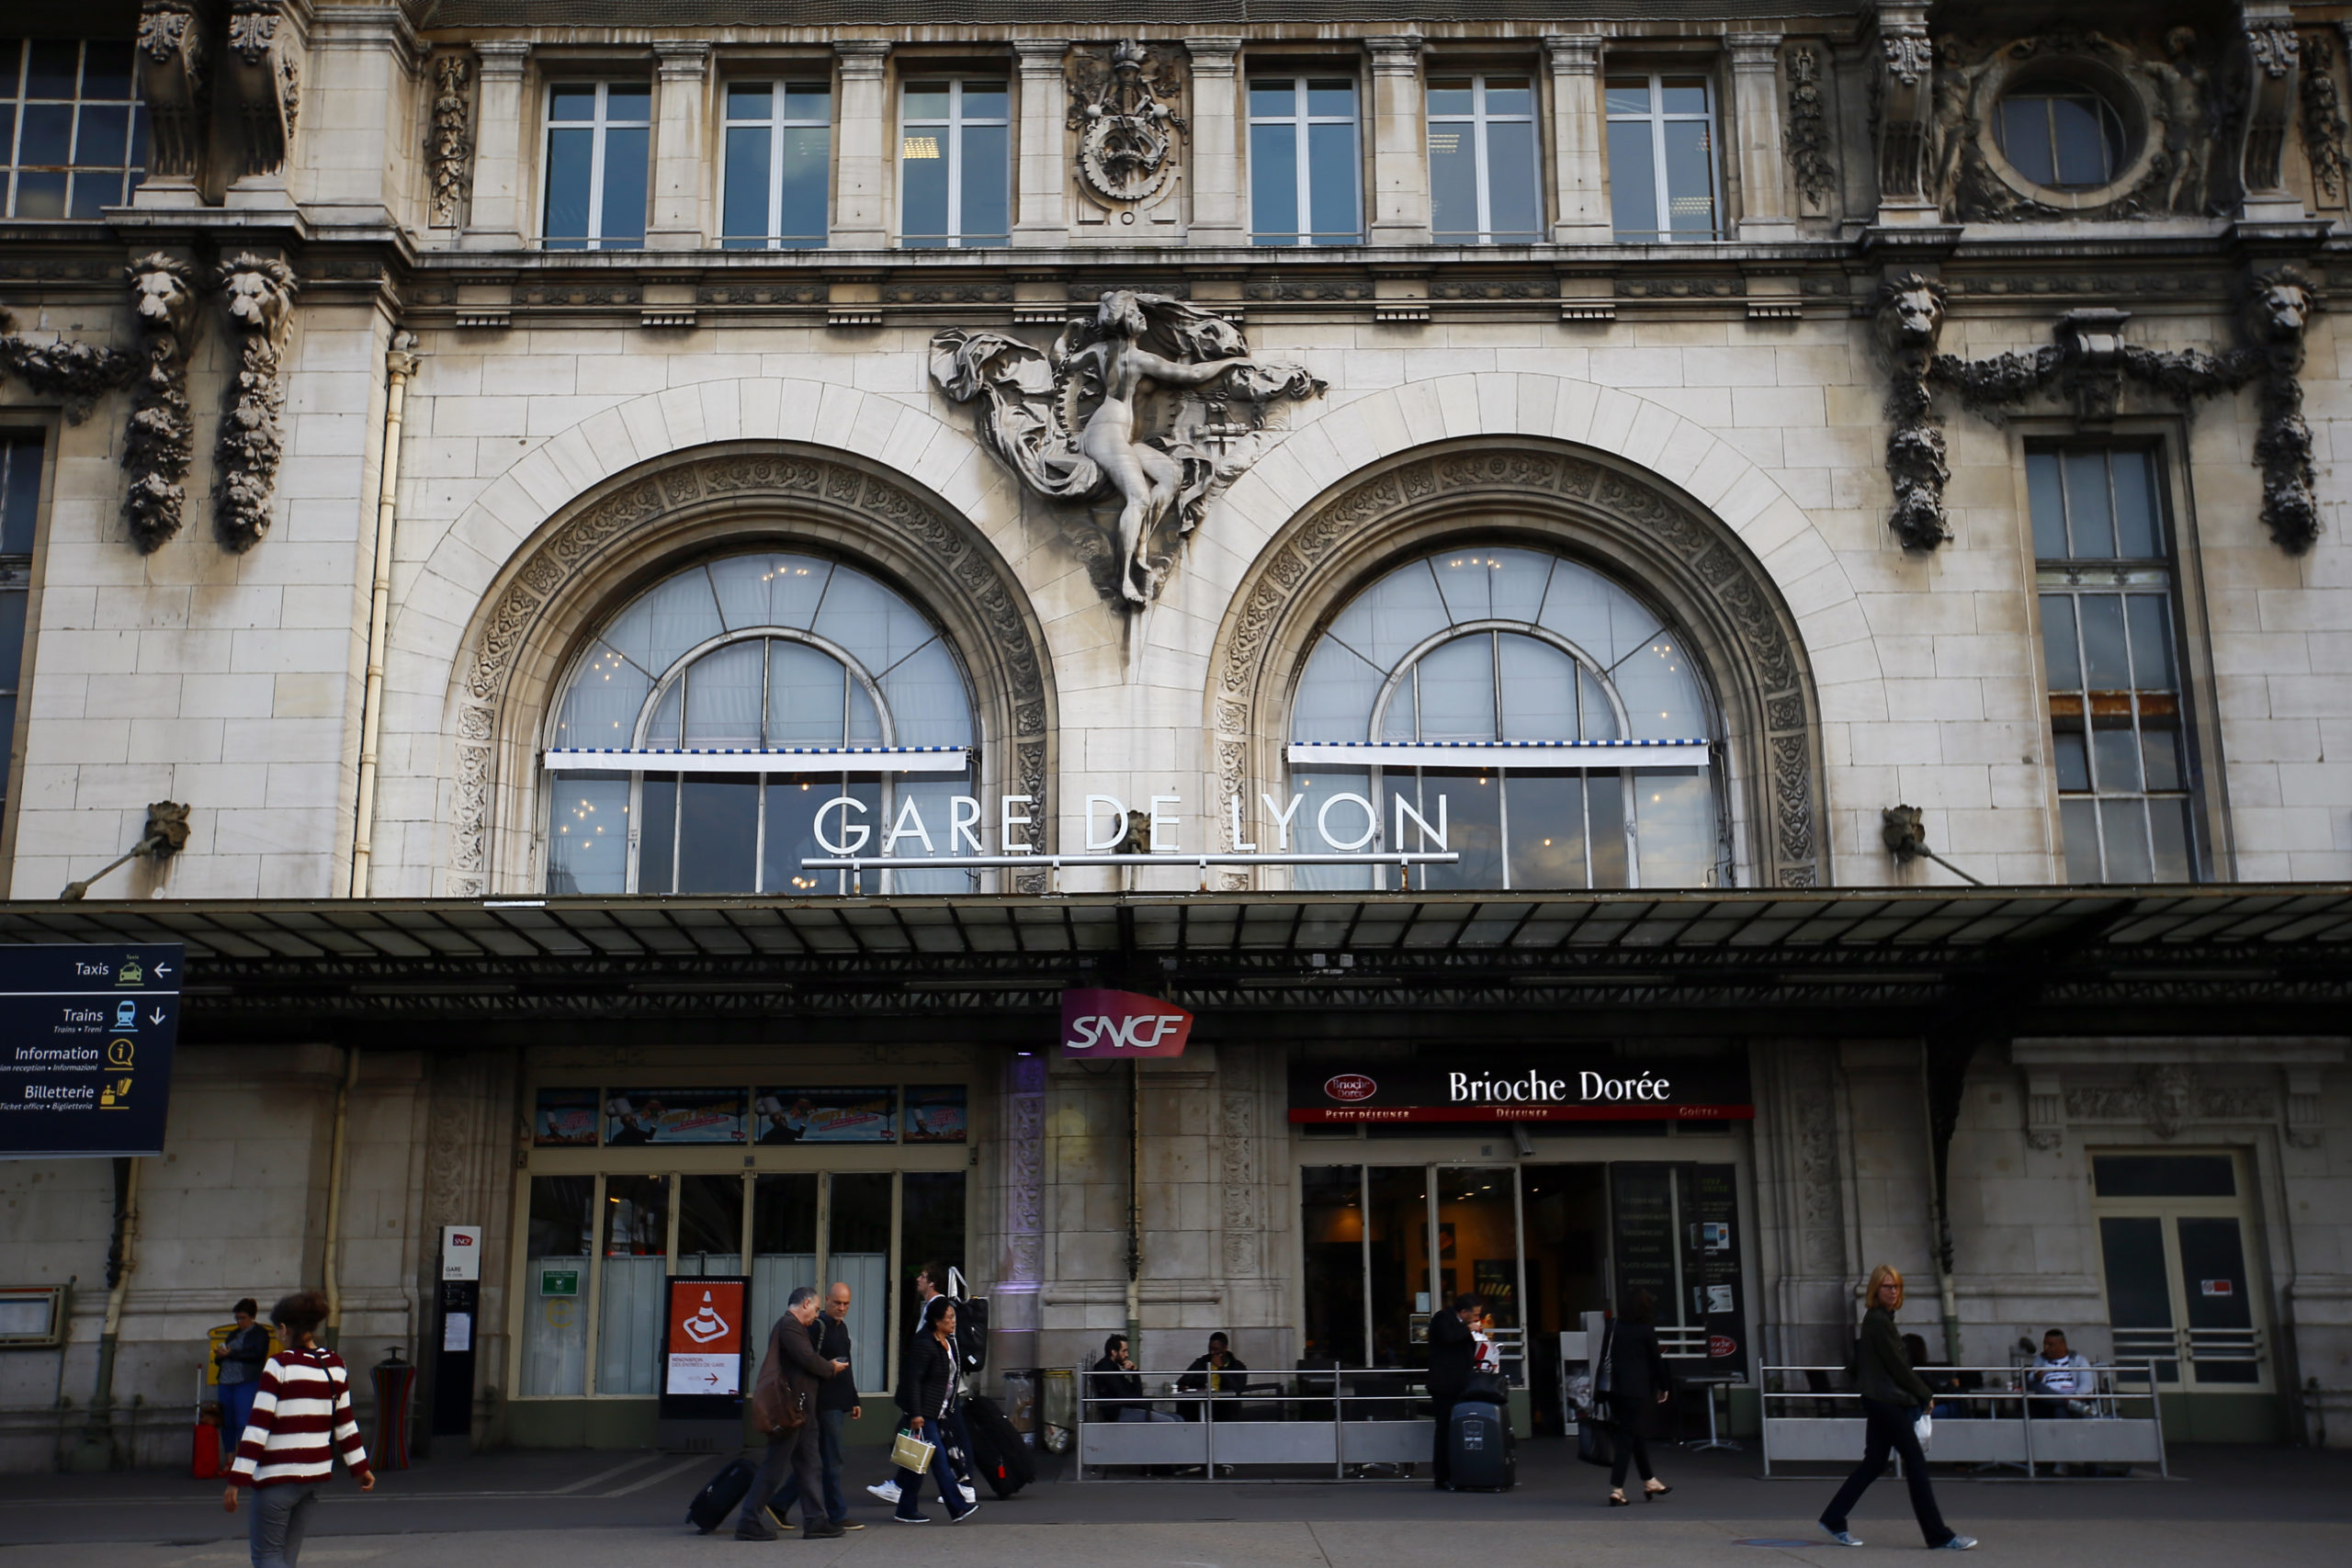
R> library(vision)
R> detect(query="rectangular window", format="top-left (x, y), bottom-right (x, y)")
top-left (1428, 76), bottom-right (1541, 243)
top-left (1605, 73), bottom-right (1719, 242)
top-left (721, 81), bottom-right (831, 249)
top-left (542, 80), bottom-right (650, 250)
top-left (2030, 448), bottom-right (2196, 884)
top-left (899, 80), bottom-right (1007, 247)
top-left (1250, 76), bottom-right (1361, 245)
top-left (0, 39), bottom-right (145, 219)
top-left (0, 433), bottom-right (40, 829)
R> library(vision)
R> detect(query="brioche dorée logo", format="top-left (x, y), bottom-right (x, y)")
top-left (1323, 1074), bottom-right (1378, 1102)
top-left (1058, 989), bottom-right (1193, 1059)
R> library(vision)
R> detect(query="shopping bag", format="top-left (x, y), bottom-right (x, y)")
top-left (890, 1426), bottom-right (938, 1474)
top-left (1913, 1411), bottom-right (1933, 1449)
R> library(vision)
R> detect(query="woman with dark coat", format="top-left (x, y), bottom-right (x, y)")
top-left (1605, 1289), bottom-right (1674, 1506)
top-left (1817, 1264), bottom-right (1974, 1551)
top-left (894, 1296), bottom-right (978, 1525)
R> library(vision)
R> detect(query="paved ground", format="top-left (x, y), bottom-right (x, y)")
top-left (0, 1440), bottom-right (2344, 1566)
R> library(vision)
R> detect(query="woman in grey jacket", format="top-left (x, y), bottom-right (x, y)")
top-left (1819, 1265), bottom-right (1973, 1551)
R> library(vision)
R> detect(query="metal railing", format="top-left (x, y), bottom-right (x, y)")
top-left (1073, 1365), bottom-right (1450, 1481)
top-left (1759, 1362), bottom-right (2166, 1480)
top-left (2110, 1325), bottom-right (2264, 1383)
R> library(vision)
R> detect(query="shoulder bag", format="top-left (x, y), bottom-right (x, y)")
top-left (750, 1328), bottom-right (808, 1437)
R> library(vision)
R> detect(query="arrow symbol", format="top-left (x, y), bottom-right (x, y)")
top-left (148, 1008), bottom-right (165, 1026)
top-left (154, 962), bottom-right (173, 977)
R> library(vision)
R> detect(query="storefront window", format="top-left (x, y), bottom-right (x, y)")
top-left (751, 1172), bottom-right (819, 1338)
top-left (678, 1173), bottom-right (745, 1275)
top-left (1299, 1167), bottom-right (1367, 1366)
top-left (829, 1173), bottom-right (892, 1369)
top-left (523, 1176), bottom-right (593, 1396)
top-left (596, 1175), bottom-right (670, 1396)
top-left (1365, 1167), bottom-right (1429, 1368)
top-left (899, 1171), bottom-right (969, 1343)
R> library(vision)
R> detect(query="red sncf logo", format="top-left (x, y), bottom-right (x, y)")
top-left (1325, 1074), bottom-right (1377, 1102)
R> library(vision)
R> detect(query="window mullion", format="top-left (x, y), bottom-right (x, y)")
top-left (1295, 80), bottom-right (1312, 246)
top-left (946, 84), bottom-right (964, 245)
top-left (585, 85), bottom-right (609, 248)
top-left (1651, 78), bottom-right (1671, 244)
top-left (1472, 84), bottom-right (1493, 241)
top-left (769, 90), bottom-right (786, 247)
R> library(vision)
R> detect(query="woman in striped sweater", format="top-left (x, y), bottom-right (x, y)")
top-left (222, 1291), bottom-right (374, 1568)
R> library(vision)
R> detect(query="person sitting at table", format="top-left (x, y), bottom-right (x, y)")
top-left (2028, 1329), bottom-right (2093, 1418)
top-left (1177, 1332), bottom-right (1249, 1419)
top-left (1092, 1334), bottom-right (1180, 1423)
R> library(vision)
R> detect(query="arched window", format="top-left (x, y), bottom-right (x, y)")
top-left (543, 553), bottom-right (976, 895)
top-left (1287, 547), bottom-right (1725, 889)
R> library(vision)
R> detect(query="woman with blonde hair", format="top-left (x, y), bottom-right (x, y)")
top-left (1818, 1265), bottom-right (1975, 1551)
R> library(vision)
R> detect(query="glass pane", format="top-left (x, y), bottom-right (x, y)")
top-left (605, 84), bottom-right (650, 122)
top-left (598, 1175), bottom-right (670, 1397)
top-left (1487, 549), bottom-right (1551, 622)
top-left (2112, 449), bottom-right (2159, 556)
top-left (74, 103), bottom-right (127, 167)
top-left (25, 40), bottom-right (75, 99)
top-left (1402, 770), bottom-right (1501, 889)
top-left (785, 85), bottom-right (830, 123)
top-left (846, 673), bottom-right (881, 744)
top-left (543, 125), bottom-right (594, 242)
top-left (2040, 595), bottom-right (2083, 690)
top-left (1427, 118), bottom-right (1479, 238)
top-left (1577, 667), bottom-right (1618, 740)
top-left (899, 1170), bottom-right (967, 1373)
top-left (1589, 773), bottom-right (1629, 886)
top-left (902, 84), bottom-right (950, 122)
top-left (2078, 595), bottom-right (2130, 688)
top-left (637, 773), bottom-right (677, 893)
top-left (1603, 78), bottom-right (1652, 116)
top-left (721, 124), bottom-right (770, 242)
top-left (2062, 450), bottom-right (2116, 558)
top-left (958, 122), bottom-right (1009, 242)
top-left (675, 775), bottom-right (759, 892)
top-left (2091, 716), bottom-right (2141, 794)
top-left (523, 1176), bottom-right (594, 1396)
top-left (678, 1173), bottom-right (745, 1274)
top-left (82, 41), bottom-right (132, 100)
top-left (548, 84), bottom-right (598, 122)
top-left (831, 1171), bottom-right (893, 1380)
top-left (68, 169), bottom-right (119, 219)
top-left (727, 82), bottom-right (773, 120)
top-left (1521, 1164), bottom-right (1608, 1431)
top-left (605, 570), bottom-right (723, 679)
top-left (0, 591), bottom-right (24, 690)
top-left (2140, 710), bottom-right (2183, 792)
top-left (763, 774), bottom-right (836, 894)
top-left (1497, 634), bottom-right (1578, 741)
top-left (2098, 1216), bottom-right (2176, 1327)
top-left (1306, 80), bottom-right (1354, 118)
top-left (2060, 796), bottom-right (2102, 883)
top-left (887, 774), bottom-right (976, 895)
top-left (1661, 119), bottom-right (1716, 235)
top-left (1329, 557), bottom-right (1449, 670)
top-left (1539, 560), bottom-right (1661, 671)
top-left (2049, 96), bottom-right (2109, 186)
top-left (13, 168), bottom-right (63, 219)
top-left (1249, 80), bottom-right (1295, 118)
top-left (761, 555), bottom-right (831, 629)
top-left (547, 774), bottom-right (631, 894)
top-left (1486, 80), bottom-right (1532, 117)
top-left (19, 100), bottom-right (69, 164)
top-left (813, 563), bottom-right (931, 671)
top-left (1659, 77), bottom-right (1709, 115)
top-left (2099, 795), bottom-right (2152, 883)
top-left (766, 639), bottom-right (849, 745)
top-left (876, 637), bottom-right (974, 747)
top-left (1427, 80), bottom-right (1473, 117)
top-left (683, 640), bottom-right (764, 747)
top-left (1301, 1167), bottom-right (1368, 1366)
top-left (1412, 637), bottom-right (1497, 741)
top-left (2027, 452), bottom-right (2067, 558)
top-left (899, 121), bottom-right (946, 242)
top-left (2176, 1216), bottom-right (2253, 1328)
top-left (1366, 1167), bottom-right (1430, 1371)
top-left (2053, 727), bottom-right (2090, 792)
top-left (1292, 767), bottom-right (1376, 890)
top-left (1438, 1168), bottom-right (1521, 1353)
top-left (1307, 120), bottom-right (1357, 242)
top-left (960, 81), bottom-right (1007, 120)
top-left (1608, 119), bottom-right (1658, 238)
top-left (1611, 633), bottom-right (1708, 739)
top-left (1634, 770), bottom-right (1714, 887)
top-left (2147, 795), bottom-right (2193, 881)
top-left (1506, 772), bottom-right (1587, 890)
top-left (1380, 671), bottom-right (1418, 741)
top-left (751, 1172), bottom-right (818, 1341)
top-left (2000, 97), bottom-right (2058, 186)
top-left (1430, 548), bottom-right (1494, 623)
top-left (2096, 1155), bottom-right (2236, 1199)
top-left (1485, 118), bottom-right (1541, 238)
top-left (599, 124), bottom-right (649, 245)
top-left (777, 126), bottom-right (829, 243)
top-left (2125, 596), bottom-right (2175, 688)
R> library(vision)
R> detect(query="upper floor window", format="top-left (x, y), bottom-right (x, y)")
top-left (0, 39), bottom-right (144, 219)
top-left (1428, 75), bottom-right (1541, 244)
top-left (545, 554), bottom-right (978, 897)
top-left (1606, 73), bottom-right (1719, 242)
top-left (1250, 76), bottom-right (1361, 246)
top-left (544, 81), bottom-right (649, 251)
top-left (1997, 85), bottom-right (2126, 190)
top-left (722, 81), bottom-right (830, 249)
top-left (2030, 447), bottom-right (2196, 885)
top-left (1287, 547), bottom-right (1724, 892)
top-left (0, 432), bottom-right (42, 826)
top-left (899, 80), bottom-right (1007, 247)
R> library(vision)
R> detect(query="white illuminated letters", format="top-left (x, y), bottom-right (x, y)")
top-left (813, 795), bottom-right (870, 854)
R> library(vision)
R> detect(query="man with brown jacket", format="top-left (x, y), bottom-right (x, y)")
top-left (738, 1286), bottom-right (847, 1540)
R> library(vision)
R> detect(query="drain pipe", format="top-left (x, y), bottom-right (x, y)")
top-left (69, 1156), bottom-right (141, 1471)
top-left (1125, 1059), bottom-right (1142, 1358)
top-left (349, 333), bottom-right (420, 898)
top-left (322, 1046), bottom-right (358, 1348)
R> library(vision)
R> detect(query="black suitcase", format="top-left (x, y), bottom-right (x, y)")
top-left (1447, 1400), bottom-right (1515, 1492)
top-left (961, 1394), bottom-right (1034, 1497)
top-left (684, 1455), bottom-right (758, 1534)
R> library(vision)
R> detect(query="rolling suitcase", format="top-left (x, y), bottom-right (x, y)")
top-left (961, 1393), bottom-right (1034, 1497)
top-left (1447, 1399), bottom-right (1515, 1492)
top-left (684, 1456), bottom-right (758, 1534)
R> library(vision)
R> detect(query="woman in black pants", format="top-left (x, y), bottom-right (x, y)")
top-left (1819, 1265), bottom-right (1975, 1551)
top-left (1605, 1289), bottom-right (1673, 1506)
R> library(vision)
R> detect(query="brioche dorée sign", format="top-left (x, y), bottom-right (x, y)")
top-left (1059, 989), bottom-right (1193, 1059)
top-left (1287, 1052), bottom-right (1752, 1123)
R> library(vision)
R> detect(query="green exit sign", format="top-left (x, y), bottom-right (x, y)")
top-left (540, 1269), bottom-right (581, 1298)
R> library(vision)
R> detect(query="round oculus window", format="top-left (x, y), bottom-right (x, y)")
top-left (1995, 85), bottom-right (2130, 191)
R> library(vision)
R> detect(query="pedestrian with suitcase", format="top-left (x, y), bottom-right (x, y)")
top-left (1604, 1289), bottom-right (1674, 1507)
top-left (737, 1286), bottom-right (847, 1541)
top-left (1424, 1292), bottom-right (1481, 1489)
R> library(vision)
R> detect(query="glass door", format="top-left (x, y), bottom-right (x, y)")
top-left (2092, 1151), bottom-right (2267, 1390)
top-left (1436, 1167), bottom-right (1523, 1379)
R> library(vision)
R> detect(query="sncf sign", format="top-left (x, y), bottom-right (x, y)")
top-left (1059, 989), bottom-right (1193, 1059)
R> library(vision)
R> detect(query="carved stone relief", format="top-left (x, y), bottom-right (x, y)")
top-left (2241, 14), bottom-right (2301, 200)
top-left (2064, 1065), bottom-right (2277, 1138)
top-left (213, 254), bottom-right (296, 552)
top-left (125, 254), bottom-right (201, 552)
top-left (1218, 1089), bottom-right (1259, 1278)
top-left (2300, 32), bottom-right (2348, 206)
top-left (224, 0), bottom-right (301, 182)
top-left (1791, 1047), bottom-right (1848, 1276)
top-left (1783, 45), bottom-right (1837, 215)
top-left (1873, 272), bottom-right (1950, 551)
top-left (1004, 1055), bottom-right (1046, 1289)
top-left (1068, 41), bottom-right (1186, 214)
top-left (0, 310), bottom-right (136, 423)
top-left (427, 51), bottom-right (475, 229)
top-left (931, 291), bottom-right (1321, 608)
top-left (1871, 8), bottom-right (1938, 208)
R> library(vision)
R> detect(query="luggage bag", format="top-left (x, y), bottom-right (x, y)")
top-left (684, 1456), bottom-right (759, 1534)
top-left (1447, 1399), bottom-right (1515, 1492)
top-left (960, 1393), bottom-right (1034, 1497)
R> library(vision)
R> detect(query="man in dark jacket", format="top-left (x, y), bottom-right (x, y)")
top-left (738, 1287), bottom-right (847, 1541)
top-left (1177, 1333), bottom-right (1250, 1423)
top-left (1424, 1293), bottom-right (1481, 1489)
top-left (782, 1282), bottom-right (863, 1532)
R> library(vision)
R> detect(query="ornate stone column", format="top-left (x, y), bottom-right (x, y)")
top-left (833, 40), bottom-right (891, 248)
top-left (2238, 5), bottom-right (2305, 220)
top-left (133, 0), bottom-right (210, 207)
top-left (1185, 37), bottom-right (1244, 245)
top-left (1365, 35), bottom-right (1428, 245)
top-left (462, 40), bottom-right (530, 249)
top-left (648, 41), bottom-right (712, 248)
top-left (222, 0), bottom-right (309, 207)
top-left (1544, 33), bottom-right (1611, 242)
top-left (1869, 2), bottom-right (1938, 225)
top-left (1728, 31), bottom-right (1794, 238)
top-left (1012, 39), bottom-right (1070, 245)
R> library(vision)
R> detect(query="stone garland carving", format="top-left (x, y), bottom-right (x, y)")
top-left (931, 291), bottom-right (1322, 608)
top-left (212, 254), bottom-right (296, 552)
top-left (1004, 1055), bottom-right (1046, 1290)
top-left (447, 452), bottom-right (1053, 895)
top-left (1068, 40), bottom-right (1186, 211)
top-left (1211, 448), bottom-right (1821, 887)
top-left (136, 0), bottom-right (210, 182)
top-left (1218, 1089), bottom-right (1259, 1278)
top-left (224, 0), bottom-right (300, 181)
top-left (0, 310), bottom-right (137, 423)
top-left (2064, 1065), bottom-right (2277, 1140)
top-left (124, 254), bottom-right (202, 552)
top-left (1783, 45), bottom-right (1837, 214)
top-left (426, 52), bottom-right (474, 229)
top-left (2300, 33), bottom-right (2348, 205)
top-left (1873, 274), bottom-right (1951, 551)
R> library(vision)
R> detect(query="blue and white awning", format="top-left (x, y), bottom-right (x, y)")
top-left (544, 746), bottom-right (970, 776)
top-left (1285, 739), bottom-right (1710, 770)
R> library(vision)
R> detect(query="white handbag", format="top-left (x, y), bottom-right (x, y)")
top-left (1913, 1411), bottom-right (1933, 1449)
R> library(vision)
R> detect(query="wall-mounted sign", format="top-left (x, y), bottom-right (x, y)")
top-left (1286, 1052), bottom-right (1751, 1123)
top-left (662, 1274), bottom-right (751, 1422)
top-left (0, 944), bottom-right (184, 1157)
top-left (1059, 988), bottom-right (1193, 1059)
top-left (539, 1269), bottom-right (581, 1298)
top-left (441, 1225), bottom-right (483, 1282)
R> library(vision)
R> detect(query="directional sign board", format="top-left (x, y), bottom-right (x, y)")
top-left (0, 945), bottom-right (184, 1157)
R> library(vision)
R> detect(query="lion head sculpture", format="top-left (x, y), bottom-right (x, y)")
top-left (126, 254), bottom-right (198, 334)
top-left (1874, 272), bottom-right (1949, 357)
top-left (216, 254), bottom-right (298, 337)
top-left (2243, 266), bottom-right (2315, 346)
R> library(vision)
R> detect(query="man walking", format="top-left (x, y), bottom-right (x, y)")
top-left (738, 1287), bottom-right (845, 1541)
top-left (813, 1282), bottom-right (864, 1531)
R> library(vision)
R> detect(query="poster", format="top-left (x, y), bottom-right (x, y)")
top-left (662, 1276), bottom-right (749, 1408)
top-left (1693, 1163), bottom-right (1749, 1378)
top-left (533, 1088), bottom-right (599, 1145)
top-left (605, 1088), bottom-right (746, 1145)
top-left (752, 1087), bottom-right (896, 1144)
top-left (903, 1085), bottom-right (968, 1144)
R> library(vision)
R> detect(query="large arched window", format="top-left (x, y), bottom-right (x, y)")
top-left (1288, 547), bottom-right (1725, 889)
top-left (543, 553), bottom-right (977, 895)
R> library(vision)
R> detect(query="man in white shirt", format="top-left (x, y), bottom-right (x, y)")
top-left (2028, 1330), bottom-right (2092, 1418)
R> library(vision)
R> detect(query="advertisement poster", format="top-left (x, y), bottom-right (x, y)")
top-left (663, 1277), bottom-right (748, 1398)
top-left (534, 1088), bottom-right (599, 1146)
top-left (605, 1089), bottom-right (746, 1145)
top-left (1693, 1163), bottom-right (1749, 1377)
top-left (752, 1088), bottom-right (896, 1144)
top-left (903, 1085), bottom-right (968, 1144)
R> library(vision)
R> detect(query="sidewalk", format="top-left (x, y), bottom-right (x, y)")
top-left (1, 1440), bottom-right (2344, 1566)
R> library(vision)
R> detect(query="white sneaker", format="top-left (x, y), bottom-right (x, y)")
top-left (866, 1481), bottom-right (901, 1505)
top-left (959, 1483), bottom-right (978, 1506)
